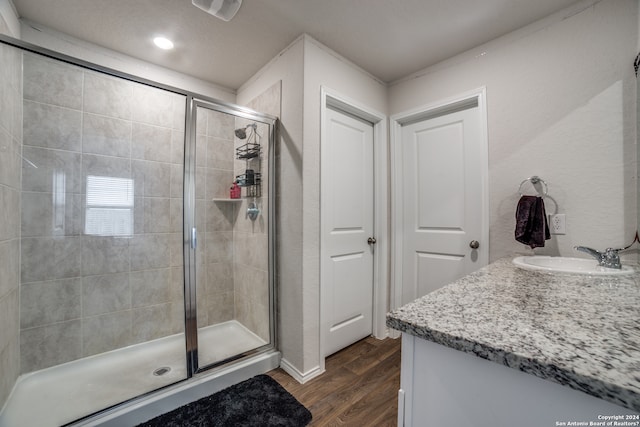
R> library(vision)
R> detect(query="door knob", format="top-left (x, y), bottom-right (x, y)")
top-left (367, 237), bottom-right (377, 245)
top-left (469, 240), bottom-right (479, 249)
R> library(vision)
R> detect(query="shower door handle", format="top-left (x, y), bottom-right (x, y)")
top-left (191, 227), bottom-right (197, 249)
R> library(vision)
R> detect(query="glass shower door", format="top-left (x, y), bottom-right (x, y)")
top-left (186, 101), bottom-right (273, 371)
top-left (11, 49), bottom-right (189, 426)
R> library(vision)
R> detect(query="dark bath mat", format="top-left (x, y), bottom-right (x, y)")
top-left (137, 374), bottom-right (312, 427)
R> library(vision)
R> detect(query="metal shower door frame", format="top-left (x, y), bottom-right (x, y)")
top-left (183, 97), bottom-right (278, 376)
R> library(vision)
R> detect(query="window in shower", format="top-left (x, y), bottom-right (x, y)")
top-left (84, 175), bottom-right (134, 236)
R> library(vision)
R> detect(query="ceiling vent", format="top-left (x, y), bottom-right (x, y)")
top-left (192, 0), bottom-right (242, 22)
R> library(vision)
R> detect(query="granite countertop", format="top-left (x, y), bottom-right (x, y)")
top-left (386, 257), bottom-right (640, 412)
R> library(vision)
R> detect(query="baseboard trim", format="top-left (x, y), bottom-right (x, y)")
top-left (279, 358), bottom-right (324, 384)
top-left (388, 329), bottom-right (401, 339)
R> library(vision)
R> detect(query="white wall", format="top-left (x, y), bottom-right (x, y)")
top-left (301, 36), bottom-right (387, 373)
top-left (389, 0), bottom-right (638, 262)
top-left (237, 37), bottom-right (306, 374)
top-left (19, 21), bottom-right (235, 103)
top-left (237, 34), bottom-right (388, 380)
top-left (0, 0), bottom-right (19, 37)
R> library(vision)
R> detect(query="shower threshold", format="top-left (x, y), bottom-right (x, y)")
top-left (0, 320), bottom-right (269, 427)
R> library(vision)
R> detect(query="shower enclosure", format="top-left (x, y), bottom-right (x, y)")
top-left (0, 36), bottom-right (278, 427)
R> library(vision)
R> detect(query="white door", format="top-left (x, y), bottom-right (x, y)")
top-left (322, 107), bottom-right (374, 357)
top-left (400, 103), bottom-right (487, 304)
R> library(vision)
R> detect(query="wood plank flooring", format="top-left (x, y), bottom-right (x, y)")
top-left (267, 336), bottom-right (401, 426)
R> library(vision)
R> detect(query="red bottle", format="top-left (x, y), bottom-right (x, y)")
top-left (230, 181), bottom-right (241, 199)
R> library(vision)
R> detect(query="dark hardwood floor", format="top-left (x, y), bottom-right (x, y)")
top-left (267, 336), bottom-right (401, 426)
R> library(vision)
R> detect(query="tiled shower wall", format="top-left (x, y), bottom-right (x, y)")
top-left (19, 53), bottom-right (187, 373)
top-left (234, 82), bottom-right (280, 341)
top-left (0, 41), bottom-right (22, 408)
top-left (195, 83), bottom-right (279, 344)
top-left (194, 107), bottom-right (237, 327)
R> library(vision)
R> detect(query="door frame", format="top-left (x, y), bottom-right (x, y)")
top-left (389, 88), bottom-right (489, 337)
top-left (320, 87), bottom-right (388, 368)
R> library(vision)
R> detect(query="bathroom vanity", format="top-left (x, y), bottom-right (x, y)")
top-left (387, 257), bottom-right (640, 427)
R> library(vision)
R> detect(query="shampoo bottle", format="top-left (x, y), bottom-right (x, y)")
top-left (230, 181), bottom-right (241, 199)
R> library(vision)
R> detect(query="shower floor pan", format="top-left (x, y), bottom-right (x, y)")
top-left (0, 320), bottom-right (269, 427)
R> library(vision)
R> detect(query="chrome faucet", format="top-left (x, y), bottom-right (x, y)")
top-left (574, 246), bottom-right (622, 269)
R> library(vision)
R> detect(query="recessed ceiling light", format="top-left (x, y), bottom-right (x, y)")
top-left (153, 37), bottom-right (174, 50)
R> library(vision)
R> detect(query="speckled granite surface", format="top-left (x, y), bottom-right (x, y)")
top-left (387, 257), bottom-right (640, 412)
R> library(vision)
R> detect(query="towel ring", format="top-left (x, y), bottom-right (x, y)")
top-left (518, 176), bottom-right (548, 197)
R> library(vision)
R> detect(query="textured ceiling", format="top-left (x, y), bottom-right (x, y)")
top-left (12, 0), bottom-right (588, 89)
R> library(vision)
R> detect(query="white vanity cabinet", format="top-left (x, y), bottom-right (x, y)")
top-left (398, 334), bottom-right (638, 427)
top-left (387, 258), bottom-right (640, 427)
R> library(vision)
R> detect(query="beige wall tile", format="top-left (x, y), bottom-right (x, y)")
top-left (0, 128), bottom-right (20, 188)
top-left (206, 201), bottom-right (235, 232)
top-left (130, 233), bottom-right (171, 271)
top-left (171, 95), bottom-right (186, 132)
top-left (132, 85), bottom-right (175, 127)
top-left (83, 153), bottom-right (131, 188)
top-left (20, 278), bottom-right (81, 329)
top-left (205, 231), bottom-right (233, 264)
top-left (142, 197), bottom-right (171, 233)
top-left (23, 101), bottom-right (82, 151)
top-left (169, 232), bottom-right (183, 267)
top-left (21, 236), bottom-right (82, 283)
top-left (170, 164), bottom-right (183, 198)
top-left (81, 236), bottom-right (130, 276)
top-left (20, 320), bottom-right (82, 373)
top-left (0, 288), bottom-right (19, 351)
top-left (82, 311), bottom-right (132, 357)
top-left (23, 54), bottom-right (83, 109)
top-left (21, 192), bottom-right (82, 237)
top-left (82, 113), bottom-right (132, 158)
top-left (170, 198), bottom-right (183, 233)
top-left (22, 146), bottom-right (82, 194)
top-left (83, 273), bottom-right (130, 316)
top-left (206, 168), bottom-right (234, 200)
top-left (0, 333), bottom-right (19, 410)
top-left (195, 134), bottom-right (206, 167)
top-left (83, 72), bottom-right (133, 120)
top-left (131, 268), bottom-right (173, 308)
top-left (206, 262), bottom-right (234, 295)
top-left (0, 42), bottom-right (21, 407)
top-left (205, 291), bottom-right (234, 325)
top-left (207, 137), bottom-right (234, 170)
top-left (131, 122), bottom-right (172, 163)
top-left (195, 167), bottom-right (206, 199)
top-left (0, 239), bottom-right (19, 298)
top-left (131, 303), bottom-right (174, 343)
top-left (171, 266), bottom-right (184, 297)
top-left (171, 130), bottom-right (185, 165)
top-left (132, 160), bottom-right (171, 197)
top-left (0, 186), bottom-right (19, 240)
top-left (206, 110), bottom-right (234, 139)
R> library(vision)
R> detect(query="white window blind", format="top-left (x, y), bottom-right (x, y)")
top-left (85, 175), bottom-right (134, 236)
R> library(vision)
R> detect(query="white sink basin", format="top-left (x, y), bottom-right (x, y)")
top-left (512, 256), bottom-right (635, 276)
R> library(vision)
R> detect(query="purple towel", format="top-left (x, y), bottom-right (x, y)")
top-left (515, 195), bottom-right (550, 249)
